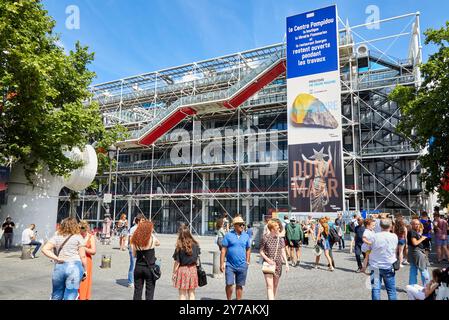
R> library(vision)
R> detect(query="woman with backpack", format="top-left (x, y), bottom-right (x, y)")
top-left (130, 220), bottom-right (160, 300)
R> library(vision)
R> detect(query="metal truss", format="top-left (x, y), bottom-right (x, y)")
top-left (59, 11), bottom-right (429, 234)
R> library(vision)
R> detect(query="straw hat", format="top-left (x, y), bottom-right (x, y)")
top-left (232, 216), bottom-right (245, 225)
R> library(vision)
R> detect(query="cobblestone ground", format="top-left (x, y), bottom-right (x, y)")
top-left (0, 234), bottom-right (446, 300)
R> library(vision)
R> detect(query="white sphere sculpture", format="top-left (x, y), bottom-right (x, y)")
top-left (0, 145), bottom-right (98, 245)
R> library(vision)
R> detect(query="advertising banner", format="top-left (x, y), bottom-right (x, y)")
top-left (287, 5), bottom-right (345, 215)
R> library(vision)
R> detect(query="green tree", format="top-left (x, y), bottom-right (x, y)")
top-left (390, 22), bottom-right (449, 206)
top-left (0, 0), bottom-right (126, 182)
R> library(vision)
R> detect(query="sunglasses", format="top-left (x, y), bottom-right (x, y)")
top-left (235, 223), bottom-right (245, 227)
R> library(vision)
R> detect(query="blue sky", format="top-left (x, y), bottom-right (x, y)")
top-left (42, 0), bottom-right (449, 85)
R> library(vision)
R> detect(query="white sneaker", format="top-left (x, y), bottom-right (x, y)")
top-left (30, 254), bottom-right (35, 259)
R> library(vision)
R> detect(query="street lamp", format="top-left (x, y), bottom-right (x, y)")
top-left (104, 145), bottom-right (117, 220)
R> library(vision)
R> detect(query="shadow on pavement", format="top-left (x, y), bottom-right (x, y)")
top-left (116, 279), bottom-right (129, 287)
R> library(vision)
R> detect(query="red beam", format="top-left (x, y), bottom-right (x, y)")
top-left (138, 107), bottom-right (197, 146)
top-left (224, 60), bottom-right (286, 109)
top-left (136, 58), bottom-right (285, 145)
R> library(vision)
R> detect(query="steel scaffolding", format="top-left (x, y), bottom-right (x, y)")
top-left (58, 12), bottom-right (429, 235)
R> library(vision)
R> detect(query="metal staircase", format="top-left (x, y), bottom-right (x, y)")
top-left (119, 50), bottom-right (286, 147)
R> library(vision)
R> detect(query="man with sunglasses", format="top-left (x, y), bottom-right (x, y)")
top-left (220, 215), bottom-right (251, 300)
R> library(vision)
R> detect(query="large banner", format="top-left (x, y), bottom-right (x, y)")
top-left (287, 5), bottom-right (345, 215)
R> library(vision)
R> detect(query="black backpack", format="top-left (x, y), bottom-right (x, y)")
top-left (329, 226), bottom-right (340, 244)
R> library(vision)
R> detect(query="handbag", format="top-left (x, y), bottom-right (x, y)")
top-left (313, 242), bottom-right (323, 256)
top-left (197, 257), bottom-right (207, 287)
top-left (392, 260), bottom-right (400, 271)
top-left (261, 235), bottom-right (280, 274)
top-left (150, 263), bottom-right (161, 280)
top-left (137, 236), bottom-right (161, 281)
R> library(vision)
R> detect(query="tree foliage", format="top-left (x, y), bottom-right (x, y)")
top-left (0, 0), bottom-right (126, 182)
top-left (390, 21), bottom-right (449, 206)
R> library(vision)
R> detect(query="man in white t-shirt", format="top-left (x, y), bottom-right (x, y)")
top-left (368, 219), bottom-right (398, 300)
top-left (21, 224), bottom-right (42, 258)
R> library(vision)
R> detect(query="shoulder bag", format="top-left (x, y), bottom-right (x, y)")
top-left (262, 236), bottom-right (280, 274)
top-left (53, 235), bottom-right (73, 257)
top-left (392, 259), bottom-right (401, 271)
top-left (197, 255), bottom-right (207, 287)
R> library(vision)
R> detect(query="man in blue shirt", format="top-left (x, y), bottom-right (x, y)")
top-left (220, 215), bottom-right (251, 300)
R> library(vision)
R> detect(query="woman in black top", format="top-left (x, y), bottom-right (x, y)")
top-left (172, 225), bottom-right (201, 300)
top-left (131, 221), bottom-right (160, 300)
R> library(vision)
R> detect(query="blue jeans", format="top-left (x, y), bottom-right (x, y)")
top-left (51, 261), bottom-right (84, 300)
top-left (370, 267), bottom-right (397, 300)
top-left (4, 233), bottom-right (13, 249)
top-left (29, 240), bottom-right (42, 256)
top-left (128, 247), bottom-right (135, 285)
top-left (409, 262), bottom-right (430, 286)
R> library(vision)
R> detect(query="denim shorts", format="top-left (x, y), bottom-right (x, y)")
top-left (398, 239), bottom-right (406, 246)
top-left (225, 264), bottom-right (248, 287)
top-left (435, 238), bottom-right (448, 246)
top-left (321, 238), bottom-right (331, 250)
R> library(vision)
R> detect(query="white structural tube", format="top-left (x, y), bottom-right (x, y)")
top-left (0, 145), bottom-right (98, 246)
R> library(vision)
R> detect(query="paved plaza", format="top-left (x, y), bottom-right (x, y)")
top-left (0, 234), bottom-right (445, 300)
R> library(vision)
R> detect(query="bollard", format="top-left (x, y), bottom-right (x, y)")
top-left (21, 245), bottom-right (33, 260)
top-left (101, 254), bottom-right (111, 268)
top-left (209, 250), bottom-right (223, 279)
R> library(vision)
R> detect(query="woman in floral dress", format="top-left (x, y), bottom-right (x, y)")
top-left (172, 224), bottom-right (201, 300)
top-left (260, 219), bottom-right (289, 300)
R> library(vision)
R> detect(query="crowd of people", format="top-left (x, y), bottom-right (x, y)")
top-left (1, 207), bottom-right (449, 301)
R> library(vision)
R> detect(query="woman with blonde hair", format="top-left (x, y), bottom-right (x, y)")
top-left (78, 220), bottom-right (96, 300)
top-left (117, 213), bottom-right (128, 251)
top-left (42, 217), bottom-right (87, 300)
top-left (260, 219), bottom-right (289, 300)
top-left (314, 218), bottom-right (334, 271)
top-left (172, 224), bottom-right (201, 300)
